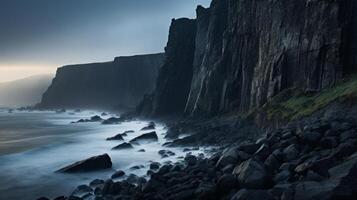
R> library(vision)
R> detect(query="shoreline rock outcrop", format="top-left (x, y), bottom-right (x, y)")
top-left (56, 154), bottom-right (112, 173)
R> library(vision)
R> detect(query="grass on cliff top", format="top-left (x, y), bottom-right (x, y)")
top-left (262, 75), bottom-right (357, 121)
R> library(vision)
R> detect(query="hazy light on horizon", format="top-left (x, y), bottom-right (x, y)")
top-left (0, 0), bottom-right (211, 82)
top-left (0, 66), bottom-right (55, 83)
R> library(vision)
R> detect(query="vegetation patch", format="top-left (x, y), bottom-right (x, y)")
top-left (262, 75), bottom-right (357, 121)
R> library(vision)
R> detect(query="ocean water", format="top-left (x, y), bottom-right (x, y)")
top-left (0, 109), bottom-right (208, 200)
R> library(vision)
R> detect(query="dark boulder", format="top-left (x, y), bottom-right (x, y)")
top-left (194, 182), bottom-right (217, 200)
top-left (129, 131), bottom-right (158, 143)
top-left (150, 162), bottom-right (161, 170)
top-left (141, 122), bottom-right (156, 130)
top-left (217, 174), bottom-right (238, 194)
top-left (282, 144), bottom-right (299, 162)
top-left (102, 117), bottom-right (123, 125)
top-left (89, 179), bottom-right (104, 187)
top-left (111, 170), bottom-right (125, 179)
top-left (231, 189), bottom-right (275, 200)
top-left (106, 134), bottom-right (124, 141)
top-left (185, 154), bottom-right (197, 166)
top-left (57, 154), bottom-right (112, 173)
top-left (299, 131), bottom-right (322, 144)
top-left (71, 185), bottom-right (93, 198)
top-left (233, 158), bottom-right (271, 189)
top-left (112, 142), bottom-right (134, 150)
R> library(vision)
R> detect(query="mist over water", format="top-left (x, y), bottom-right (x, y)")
top-left (0, 109), bottom-right (210, 200)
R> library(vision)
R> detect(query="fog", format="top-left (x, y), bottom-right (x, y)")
top-left (0, 75), bottom-right (53, 107)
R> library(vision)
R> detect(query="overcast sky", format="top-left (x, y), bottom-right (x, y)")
top-left (0, 0), bottom-right (211, 82)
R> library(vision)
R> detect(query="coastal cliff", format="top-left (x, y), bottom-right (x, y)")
top-left (136, 19), bottom-right (196, 116)
top-left (39, 53), bottom-right (164, 110)
top-left (138, 0), bottom-right (357, 118)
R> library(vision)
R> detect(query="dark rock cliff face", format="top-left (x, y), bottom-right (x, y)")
top-left (40, 53), bottom-right (164, 110)
top-left (137, 18), bottom-right (196, 116)
top-left (185, 0), bottom-right (357, 116)
top-left (137, 0), bottom-right (357, 118)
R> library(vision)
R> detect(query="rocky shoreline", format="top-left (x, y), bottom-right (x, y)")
top-left (36, 102), bottom-right (357, 200)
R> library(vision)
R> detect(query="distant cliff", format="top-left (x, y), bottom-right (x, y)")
top-left (39, 53), bottom-right (164, 110)
top-left (137, 0), bottom-right (357, 117)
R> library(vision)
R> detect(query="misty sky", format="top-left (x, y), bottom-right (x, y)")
top-left (0, 0), bottom-right (211, 82)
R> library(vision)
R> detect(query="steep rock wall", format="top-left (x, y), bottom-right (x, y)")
top-left (184, 0), bottom-right (357, 116)
top-left (40, 53), bottom-right (164, 109)
top-left (137, 18), bottom-right (196, 116)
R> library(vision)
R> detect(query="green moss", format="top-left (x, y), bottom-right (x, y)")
top-left (263, 75), bottom-right (357, 121)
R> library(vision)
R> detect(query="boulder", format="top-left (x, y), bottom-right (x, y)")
top-left (216, 147), bottom-right (240, 168)
top-left (129, 131), bottom-right (158, 143)
top-left (71, 185), bottom-right (93, 198)
top-left (106, 134), bottom-right (124, 141)
top-left (194, 182), bottom-right (217, 200)
top-left (299, 131), bottom-right (322, 144)
top-left (184, 154), bottom-right (197, 166)
top-left (141, 122), bottom-right (156, 130)
top-left (217, 174), bottom-right (237, 194)
top-left (238, 141), bottom-right (259, 154)
top-left (150, 162), bottom-right (161, 170)
top-left (231, 189), bottom-right (275, 200)
top-left (111, 170), bottom-right (125, 179)
top-left (233, 158), bottom-right (271, 189)
top-left (57, 154), bottom-right (112, 173)
top-left (294, 155), bottom-right (357, 199)
top-left (282, 144), bottom-right (299, 162)
top-left (89, 179), bottom-right (104, 187)
top-left (102, 117), bottom-right (123, 125)
top-left (112, 142), bottom-right (134, 150)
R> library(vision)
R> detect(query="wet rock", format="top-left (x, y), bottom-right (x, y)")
top-left (111, 170), bottom-right (125, 179)
top-left (217, 174), bottom-right (237, 194)
top-left (273, 170), bottom-right (291, 183)
top-left (150, 162), bottom-right (161, 170)
top-left (306, 170), bottom-right (324, 182)
top-left (319, 137), bottom-right (338, 148)
top-left (37, 197), bottom-right (50, 200)
top-left (106, 134), bottom-right (124, 141)
top-left (264, 154), bottom-right (281, 172)
top-left (74, 115), bottom-right (103, 123)
top-left (142, 177), bottom-right (165, 193)
top-left (332, 142), bottom-right (357, 158)
top-left (282, 144), bottom-right (299, 162)
top-left (231, 189), bottom-right (275, 200)
top-left (195, 182), bottom-right (217, 200)
top-left (112, 142), bottom-right (134, 150)
top-left (138, 149), bottom-right (146, 152)
top-left (185, 154), bottom-right (197, 166)
top-left (254, 144), bottom-right (270, 160)
top-left (233, 158), bottom-right (271, 189)
top-left (102, 117), bottom-right (123, 125)
top-left (141, 122), bottom-right (156, 130)
top-left (57, 154), bottom-right (112, 173)
top-left (129, 131), bottom-right (158, 143)
top-left (238, 142), bottom-right (259, 154)
top-left (126, 174), bottom-right (139, 184)
top-left (71, 185), bottom-right (93, 198)
top-left (130, 165), bottom-right (144, 170)
top-left (299, 131), bottom-right (322, 144)
top-left (89, 179), bottom-right (104, 187)
top-left (216, 147), bottom-right (240, 168)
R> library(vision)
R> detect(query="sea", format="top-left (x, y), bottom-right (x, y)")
top-left (0, 108), bottom-right (209, 200)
